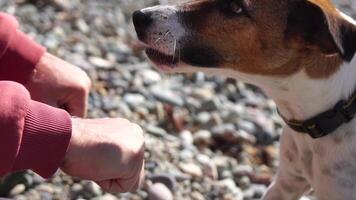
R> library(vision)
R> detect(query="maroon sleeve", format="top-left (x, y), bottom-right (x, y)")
top-left (0, 13), bottom-right (46, 84)
top-left (0, 81), bottom-right (72, 178)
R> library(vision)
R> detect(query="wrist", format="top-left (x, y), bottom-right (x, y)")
top-left (61, 118), bottom-right (82, 168)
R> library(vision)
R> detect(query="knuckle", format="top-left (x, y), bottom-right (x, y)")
top-left (127, 148), bottom-right (144, 166)
top-left (131, 123), bottom-right (144, 135)
top-left (84, 78), bottom-right (92, 90)
top-left (130, 184), bottom-right (140, 192)
top-left (130, 145), bottom-right (144, 159)
top-left (123, 118), bottom-right (131, 124)
top-left (118, 118), bottom-right (130, 124)
top-left (75, 72), bottom-right (91, 93)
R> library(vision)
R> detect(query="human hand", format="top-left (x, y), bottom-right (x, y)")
top-left (61, 118), bottom-right (145, 193)
top-left (26, 53), bottom-right (91, 117)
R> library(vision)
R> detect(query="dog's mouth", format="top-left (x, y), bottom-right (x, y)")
top-left (145, 48), bottom-right (179, 70)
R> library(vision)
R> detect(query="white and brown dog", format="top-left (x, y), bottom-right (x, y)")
top-left (133, 0), bottom-right (356, 199)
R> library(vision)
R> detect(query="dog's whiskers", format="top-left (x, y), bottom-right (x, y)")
top-left (172, 38), bottom-right (177, 65)
top-left (178, 47), bottom-right (181, 66)
top-left (154, 30), bottom-right (170, 44)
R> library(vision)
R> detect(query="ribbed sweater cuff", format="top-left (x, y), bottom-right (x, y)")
top-left (12, 101), bottom-right (72, 178)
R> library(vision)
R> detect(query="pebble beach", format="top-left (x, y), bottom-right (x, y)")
top-left (0, 0), bottom-right (355, 199)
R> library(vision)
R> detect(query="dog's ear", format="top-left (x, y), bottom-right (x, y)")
top-left (286, 0), bottom-right (356, 61)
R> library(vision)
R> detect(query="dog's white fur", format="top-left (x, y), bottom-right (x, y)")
top-left (175, 34), bottom-right (356, 200)
top-left (138, 5), bottom-right (356, 199)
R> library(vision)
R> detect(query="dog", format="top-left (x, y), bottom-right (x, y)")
top-left (133, 0), bottom-right (356, 199)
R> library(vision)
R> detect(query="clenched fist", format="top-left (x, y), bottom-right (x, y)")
top-left (26, 53), bottom-right (91, 117)
top-left (61, 118), bottom-right (145, 193)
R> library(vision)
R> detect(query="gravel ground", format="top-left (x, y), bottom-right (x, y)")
top-left (0, 0), bottom-right (354, 200)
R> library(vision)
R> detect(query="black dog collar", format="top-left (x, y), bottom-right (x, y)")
top-left (279, 92), bottom-right (356, 139)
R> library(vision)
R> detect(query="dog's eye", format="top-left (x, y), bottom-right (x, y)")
top-left (222, 0), bottom-right (245, 17)
top-left (229, 1), bottom-right (243, 15)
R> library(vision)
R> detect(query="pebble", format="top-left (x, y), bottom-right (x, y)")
top-left (138, 69), bottom-right (162, 85)
top-left (148, 183), bottom-right (173, 200)
top-left (123, 93), bottom-right (146, 107)
top-left (83, 181), bottom-right (102, 197)
top-left (193, 130), bottom-right (212, 146)
top-left (9, 184), bottom-right (26, 197)
top-left (149, 173), bottom-right (177, 191)
top-left (89, 57), bottom-right (114, 69)
top-left (197, 154), bottom-right (218, 180)
top-left (151, 86), bottom-right (185, 107)
top-left (146, 125), bottom-right (168, 137)
top-left (8, 0), bottom-right (356, 199)
top-left (180, 130), bottom-right (194, 145)
top-left (216, 179), bottom-right (244, 200)
top-left (179, 163), bottom-right (203, 178)
top-left (92, 193), bottom-right (118, 200)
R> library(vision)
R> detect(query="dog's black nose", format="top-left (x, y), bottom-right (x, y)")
top-left (132, 10), bottom-right (152, 29)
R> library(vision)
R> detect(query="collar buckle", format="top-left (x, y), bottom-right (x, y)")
top-left (305, 123), bottom-right (325, 139)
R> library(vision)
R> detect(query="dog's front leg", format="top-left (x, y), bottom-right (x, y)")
top-left (262, 129), bottom-right (311, 200)
top-left (262, 174), bottom-right (310, 200)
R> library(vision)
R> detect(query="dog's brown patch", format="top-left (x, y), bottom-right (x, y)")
top-left (174, 0), bottom-right (352, 79)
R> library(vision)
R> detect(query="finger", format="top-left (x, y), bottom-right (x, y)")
top-left (131, 162), bottom-right (145, 192)
top-left (96, 166), bottom-right (144, 194)
top-left (96, 178), bottom-right (135, 193)
top-left (63, 95), bottom-right (88, 117)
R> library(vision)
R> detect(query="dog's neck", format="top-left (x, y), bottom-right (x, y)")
top-left (199, 55), bottom-right (356, 122)
top-left (258, 56), bottom-right (356, 121)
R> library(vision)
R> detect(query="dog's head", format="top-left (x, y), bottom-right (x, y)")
top-left (133, 0), bottom-right (356, 78)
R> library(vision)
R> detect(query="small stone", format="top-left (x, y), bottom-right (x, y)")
top-left (39, 191), bottom-right (52, 200)
top-left (201, 98), bottom-right (221, 111)
top-left (180, 130), bottom-right (194, 145)
top-left (251, 184), bottom-right (267, 199)
top-left (93, 193), bottom-right (118, 200)
top-left (89, 57), bottom-right (114, 69)
top-left (36, 184), bottom-right (54, 194)
top-left (148, 183), bottom-right (173, 200)
top-left (216, 179), bottom-right (243, 200)
top-left (123, 93), bottom-right (146, 107)
top-left (149, 173), bottom-right (177, 191)
top-left (237, 176), bottom-right (251, 189)
top-left (192, 87), bottom-right (214, 101)
top-left (193, 130), bottom-right (212, 146)
top-left (138, 69), bottom-right (162, 85)
top-left (76, 19), bottom-right (89, 33)
top-left (9, 184), bottom-right (26, 197)
top-left (83, 181), bottom-right (102, 197)
top-left (101, 96), bottom-right (120, 110)
top-left (233, 165), bottom-right (254, 177)
top-left (71, 183), bottom-right (83, 194)
top-left (180, 149), bottom-right (195, 160)
top-left (197, 154), bottom-right (218, 180)
top-left (191, 191), bottom-right (205, 200)
top-left (146, 125), bottom-right (167, 137)
top-left (196, 112), bottom-right (212, 124)
top-left (179, 163), bottom-right (203, 177)
top-left (151, 87), bottom-right (184, 107)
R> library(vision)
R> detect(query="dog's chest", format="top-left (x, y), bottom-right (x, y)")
top-left (289, 120), bottom-right (356, 199)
